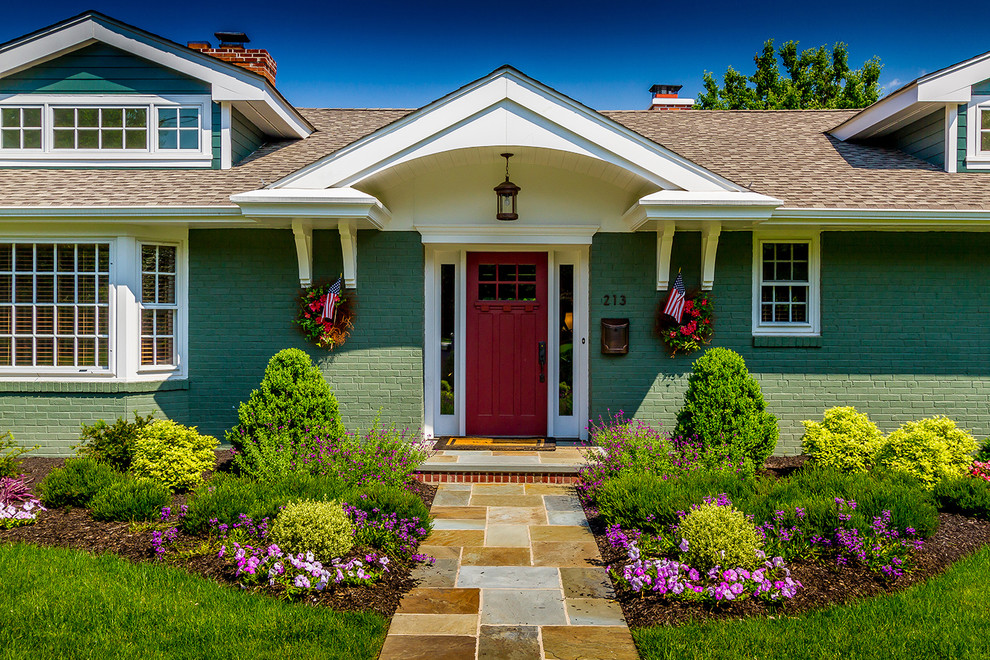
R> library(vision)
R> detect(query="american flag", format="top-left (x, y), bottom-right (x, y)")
top-left (321, 277), bottom-right (342, 322)
top-left (663, 272), bottom-right (686, 323)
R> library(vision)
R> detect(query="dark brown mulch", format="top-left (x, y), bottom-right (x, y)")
top-left (760, 454), bottom-right (809, 479)
top-left (582, 492), bottom-right (990, 628)
top-left (1, 457), bottom-right (438, 620)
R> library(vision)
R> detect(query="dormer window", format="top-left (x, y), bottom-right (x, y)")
top-left (0, 96), bottom-right (211, 166)
top-left (52, 107), bottom-right (148, 150)
top-left (0, 107), bottom-right (42, 150)
top-left (981, 108), bottom-right (990, 152)
top-left (963, 97), bottom-right (990, 169)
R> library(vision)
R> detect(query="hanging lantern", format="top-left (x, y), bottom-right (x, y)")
top-left (494, 152), bottom-right (520, 221)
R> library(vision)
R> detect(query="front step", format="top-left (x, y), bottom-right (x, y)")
top-left (413, 447), bottom-right (591, 484)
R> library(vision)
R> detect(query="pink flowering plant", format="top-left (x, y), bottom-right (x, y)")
top-left (0, 475), bottom-right (45, 529)
top-left (657, 294), bottom-right (715, 356)
top-left (971, 461), bottom-right (990, 482)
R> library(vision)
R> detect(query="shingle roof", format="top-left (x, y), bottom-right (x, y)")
top-left (0, 107), bottom-right (988, 210)
top-left (603, 109), bottom-right (990, 210)
top-left (0, 109), bottom-right (410, 207)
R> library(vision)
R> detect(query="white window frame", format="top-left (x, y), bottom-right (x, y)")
top-left (0, 228), bottom-right (187, 382)
top-left (751, 231), bottom-right (820, 337)
top-left (0, 94), bottom-right (212, 167)
top-left (964, 95), bottom-right (990, 169)
top-left (137, 242), bottom-right (181, 372)
top-left (0, 105), bottom-right (43, 150)
top-left (0, 240), bottom-right (114, 375)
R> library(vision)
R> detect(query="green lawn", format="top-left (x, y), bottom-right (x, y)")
top-left (0, 543), bottom-right (387, 660)
top-left (633, 546), bottom-right (990, 660)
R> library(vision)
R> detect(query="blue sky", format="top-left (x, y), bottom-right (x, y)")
top-left (4, 1), bottom-right (988, 110)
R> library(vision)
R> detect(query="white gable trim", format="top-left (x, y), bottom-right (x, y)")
top-left (275, 68), bottom-right (742, 193)
top-left (0, 13), bottom-right (311, 138)
top-left (832, 49), bottom-right (990, 141)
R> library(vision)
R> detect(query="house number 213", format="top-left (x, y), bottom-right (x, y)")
top-left (602, 295), bottom-right (626, 306)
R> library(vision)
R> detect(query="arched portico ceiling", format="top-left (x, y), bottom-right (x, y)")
top-left (272, 67), bottom-right (745, 193)
top-left (355, 145), bottom-right (661, 204)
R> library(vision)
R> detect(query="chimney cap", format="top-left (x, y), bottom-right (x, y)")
top-left (650, 84), bottom-right (682, 95)
top-left (214, 32), bottom-right (250, 46)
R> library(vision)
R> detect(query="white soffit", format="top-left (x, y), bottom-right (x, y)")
top-left (832, 49), bottom-right (990, 141)
top-left (623, 190), bottom-right (782, 231)
top-left (230, 188), bottom-right (391, 229)
top-left (274, 67), bottom-right (743, 193)
top-left (0, 12), bottom-right (312, 138)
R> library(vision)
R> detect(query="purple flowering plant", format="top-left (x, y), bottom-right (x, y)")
top-left (0, 475), bottom-right (45, 529)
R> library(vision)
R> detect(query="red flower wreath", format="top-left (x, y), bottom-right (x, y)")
top-left (296, 282), bottom-right (355, 350)
top-left (656, 293), bottom-right (715, 356)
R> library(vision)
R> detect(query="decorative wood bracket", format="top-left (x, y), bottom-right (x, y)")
top-left (339, 219), bottom-right (358, 289)
top-left (701, 222), bottom-right (721, 291)
top-left (291, 219), bottom-right (313, 288)
top-left (656, 220), bottom-right (675, 291)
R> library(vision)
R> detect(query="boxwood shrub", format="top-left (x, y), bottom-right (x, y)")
top-left (934, 476), bottom-right (990, 520)
top-left (90, 477), bottom-right (171, 522)
top-left (37, 458), bottom-right (122, 509)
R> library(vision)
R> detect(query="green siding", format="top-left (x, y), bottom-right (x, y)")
top-left (0, 43), bottom-right (208, 95)
top-left (211, 103), bottom-right (221, 169)
top-left (184, 229), bottom-right (424, 440)
top-left (885, 109), bottom-right (944, 166)
top-left (973, 78), bottom-right (990, 94)
top-left (590, 231), bottom-right (990, 455)
top-left (231, 108), bottom-right (266, 164)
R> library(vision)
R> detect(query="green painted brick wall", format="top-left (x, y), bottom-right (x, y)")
top-left (590, 231), bottom-right (990, 454)
top-left (183, 229), bottom-right (424, 440)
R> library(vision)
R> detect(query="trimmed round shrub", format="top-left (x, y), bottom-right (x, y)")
top-left (228, 348), bottom-right (346, 482)
top-left (76, 411), bottom-right (155, 471)
top-left (876, 416), bottom-right (978, 489)
top-left (90, 477), bottom-right (170, 522)
top-left (270, 499), bottom-right (354, 560)
top-left (37, 457), bottom-right (121, 508)
top-left (132, 420), bottom-right (218, 492)
top-left (678, 502), bottom-right (763, 571)
top-left (801, 407), bottom-right (884, 473)
top-left (674, 348), bottom-right (779, 465)
top-left (934, 475), bottom-right (990, 520)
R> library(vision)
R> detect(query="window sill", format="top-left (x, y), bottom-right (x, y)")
top-left (752, 335), bottom-right (822, 348)
top-left (0, 379), bottom-right (189, 393)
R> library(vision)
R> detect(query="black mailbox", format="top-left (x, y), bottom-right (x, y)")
top-left (601, 318), bottom-right (629, 354)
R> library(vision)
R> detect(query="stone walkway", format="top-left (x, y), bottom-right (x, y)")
top-left (378, 483), bottom-right (639, 660)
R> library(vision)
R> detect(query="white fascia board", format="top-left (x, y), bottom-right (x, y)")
top-left (416, 224), bottom-right (599, 245)
top-left (276, 69), bottom-right (739, 193)
top-left (0, 205), bottom-right (247, 225)
top-left (0, 16), bottom-right (311, 139)
top-left (769, 206), bottom-right (990, 230)
top-left (832, 85), bottom-right (922, 140)
top-left (230, 188), bottom-right (391, 228)
top-left (622, 191), bottom-right (782, 231)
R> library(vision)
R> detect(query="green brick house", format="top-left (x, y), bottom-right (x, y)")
top-left (3, 12), bottom-right (990, 456)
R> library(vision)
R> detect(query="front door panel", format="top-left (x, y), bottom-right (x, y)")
top-left (466, 252), bottom-right (548, 436)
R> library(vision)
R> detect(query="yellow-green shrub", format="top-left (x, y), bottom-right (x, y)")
top-left (131, 420), bottom-right (218, 492)
top-left (801, 407), bottom-right (883, 473)
top-left (876, 416), bottom-right (977, 489)
top-left (270, 500), bottom-right (354, 560)
top-left (679, 502), bottom-right (763, 571)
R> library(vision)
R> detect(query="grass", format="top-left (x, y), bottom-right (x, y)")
top-left (633, 546), bottom-right (990, 660)
top-left (0, 543), bottom-right (387, 660)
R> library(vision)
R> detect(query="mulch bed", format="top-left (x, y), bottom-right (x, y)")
top-left (1, 457), bottom-right (437, 620)
top-left (579, 465), bottom-right (990, 628)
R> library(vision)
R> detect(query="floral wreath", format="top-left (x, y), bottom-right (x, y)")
top-left (296, 280), bottom-right (355, 350)
top-left (656, 292), bottom-right (714, 357)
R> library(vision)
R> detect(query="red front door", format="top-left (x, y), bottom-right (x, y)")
top-left (466, 252), bottom-right (548, 436)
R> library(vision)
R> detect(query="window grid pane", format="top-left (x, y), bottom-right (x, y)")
top-left (140, 244), bottom-right (177, 366)
top-left (760, 242), bottom-right (810, 325)
top-left (0, 242), bottom-right (110, 368)
top-left (157, 107), bottom-right (200, 151)
top-left (0, 107), bottom-right (43, 150)
top-left (50, 107), bottom-right (147, 151)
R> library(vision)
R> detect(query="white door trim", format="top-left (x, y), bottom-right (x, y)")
top-left (423, 244), bottom-right (589, 440)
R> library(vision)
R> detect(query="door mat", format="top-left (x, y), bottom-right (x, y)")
top-left (434, 437), bottom-right (556, 451)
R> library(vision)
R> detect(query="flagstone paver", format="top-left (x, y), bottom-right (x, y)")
top-left (381, 482), bottom-right (639, 659)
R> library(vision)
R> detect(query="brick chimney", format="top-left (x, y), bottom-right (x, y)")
top-left (188, 32), bottom-right (277, 86)
top-left (648, 84), bottom-right (694, 110)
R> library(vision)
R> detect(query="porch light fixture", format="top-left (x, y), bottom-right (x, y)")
top-left (494, 152), bottom-right (520, 221)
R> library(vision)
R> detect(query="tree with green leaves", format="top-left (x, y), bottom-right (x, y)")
top-left (695, 40), bottom-right (883, 110)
